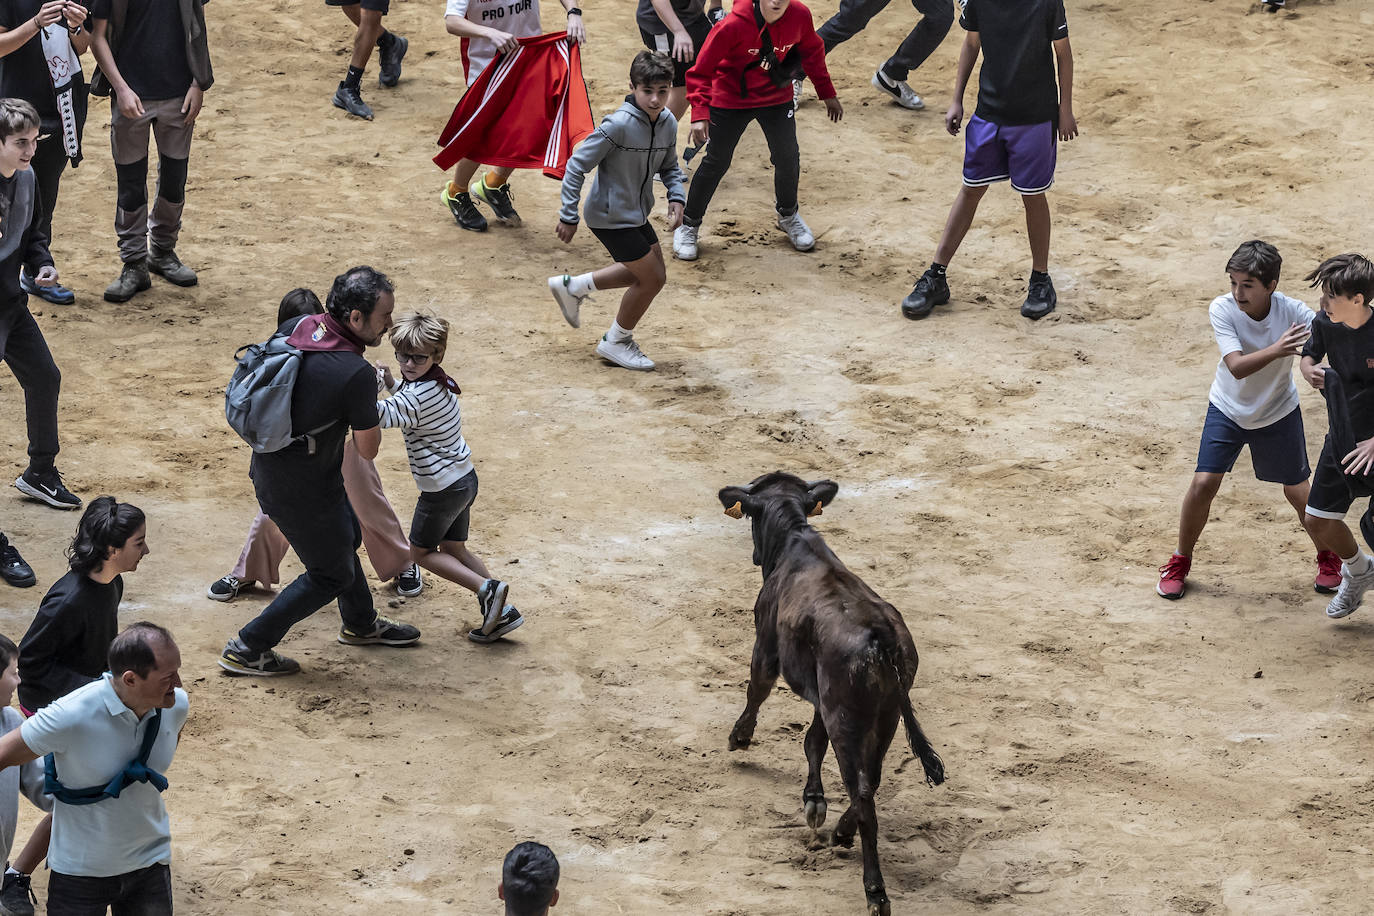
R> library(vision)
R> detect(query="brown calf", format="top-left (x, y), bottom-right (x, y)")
top-left (718, 472), bottom-right (945, 916)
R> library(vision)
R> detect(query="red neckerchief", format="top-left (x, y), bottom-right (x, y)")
top-left (406, 362), bottom-right (461, 394)
top-left (285, 313), bottom-right (370, 354)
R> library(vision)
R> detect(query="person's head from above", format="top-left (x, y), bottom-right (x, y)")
top-left (629, 51), bottom-right (674, 118)
top-left (0, 634), bottom-right (19, 708)
top-left (756, 0), bottom-right (791, 24)
top-left (68, 496), bottom-right (148, 581)
top-left (499, 842), bottom-right (559, 916)
top-left (327, 266), bottom-right (395, 347)
top-left (1307, 253), bottom-right (1374, 326)
top-left (277, 287), bottom-right (324, 326)
top-left (1225, 240), bottom-right (1281, 313)
top-left (389, 313), bottom-right (449, 382)
top-left (0, 98), bottom-right (40, 179)
top-left (108, 622), bottom-right (181, 716)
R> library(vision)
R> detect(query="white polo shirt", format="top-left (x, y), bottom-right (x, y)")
top-left (21, 674), bottom-right (189, 878)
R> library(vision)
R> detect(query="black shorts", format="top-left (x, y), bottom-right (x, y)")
top-left (1307, 438), bottom-right (1359, 520)
top-left (326, 0), bottom-right (389, 12)
top-left (591, 222), bottom-right (658, 263)
top-left (409, 470), bottom-right (478, 548)
top-left (639, 20), bottom-right (712, 87)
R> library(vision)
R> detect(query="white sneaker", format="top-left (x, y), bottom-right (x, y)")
top-left (548, 274), bottom-right (584, 328)
top-left (1326, 560), bottom-right (1374, 619)
top-left (673, 224), bottom-right (699, 261)
top-left (776, 210), bottom-right (815, 251)
top-left (871, 70), bottom-right (925, 110)
top-left (596, 335), bottom-right (656, 371)
top-left (792, 78), bottom-right (804, 108)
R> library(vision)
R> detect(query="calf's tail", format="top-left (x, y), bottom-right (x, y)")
top-left (899, 690), bottom-right (946, 787)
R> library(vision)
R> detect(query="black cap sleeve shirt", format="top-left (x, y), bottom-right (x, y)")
top-left (1303, 312), bottom-right (1374, 439)
top-left (959, 0), bottom-right (1068, 127)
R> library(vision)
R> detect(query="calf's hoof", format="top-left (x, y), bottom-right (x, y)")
top-left (866, 886), bottom-right (890, 916)
top-left (832, 829), bottom-right (855, 849)
top-left (804, 797), bottom-right (828, 829)
top-left (728, 731), bottom-right (752, 751)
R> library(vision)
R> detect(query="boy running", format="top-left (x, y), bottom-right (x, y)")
top-left (900, 0), bottom-right (1076, 321)
top-left (1299, 254), bottom-right (1374, 619)
top-left (440, 0), bottom-right (588, 232)
top-left (328, 0), bottom-right (410, 120)
top-left (1155, 241), bottom-right (1335, 600)
top-left (550, 50), bottom-right (685, 372)
top-left (376, 314), bottom-right (523, 642)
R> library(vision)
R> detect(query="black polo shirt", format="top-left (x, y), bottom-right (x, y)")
top-left (90, 0), bottom-right (197, 100)
top-left (959, 0), bottom-right (1068, 126)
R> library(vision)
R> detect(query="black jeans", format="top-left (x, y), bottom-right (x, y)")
top-left (818, 0), bottom-right (954, 82)
top-left (683, 102), bottom-right (799, 227)
top-left (47, 863), bottom-right (173, 916)
top-left (30, 128), bottom-right (69, 246)
top-left (0, 304), bottom-right (61, 472)
top-left (238, 492), bottom-right (378, 652)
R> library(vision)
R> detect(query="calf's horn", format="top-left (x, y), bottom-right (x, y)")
top-left (725, 501), bottom-right (744, 519)
top-left (807, 501), bottom-right (823, 517)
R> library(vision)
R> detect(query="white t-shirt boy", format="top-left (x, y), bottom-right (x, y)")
top-left (446, 0), bottom-right (545, 85)
top-left (1208, 290), bottom-right (1315, 429)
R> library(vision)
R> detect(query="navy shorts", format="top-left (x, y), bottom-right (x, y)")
top-left (326, 0), bottom-right (389, 12)
top-left (591, 222), bottom-right (658, 263)
top-left (410, 470), bottom-right (478, 548)
top-left (962, 115), bottom-right (1056, 194)
top-left (1195, 402), bottom-right (1310, 485)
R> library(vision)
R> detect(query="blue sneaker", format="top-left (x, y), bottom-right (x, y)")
top-left (20, 270), bottom-right (75, 305)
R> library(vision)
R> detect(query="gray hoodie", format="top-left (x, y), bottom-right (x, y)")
top-left (559, 96), bottom-right (687, 231)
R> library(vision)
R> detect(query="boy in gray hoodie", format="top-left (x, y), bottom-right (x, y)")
top-left (549, 51), bottom-right (686, 371)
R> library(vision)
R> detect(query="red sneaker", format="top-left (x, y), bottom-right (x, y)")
top-left (1315, 550), bottom-right (1343, 594)
top-left (1157, 553), bottom-right (1190, 599)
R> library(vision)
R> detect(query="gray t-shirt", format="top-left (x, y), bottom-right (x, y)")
top-left (637, 0), bottom-right (707, 34)
top-left (0, 706), bottom-right (53, 866)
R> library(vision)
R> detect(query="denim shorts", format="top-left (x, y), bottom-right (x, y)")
top-left (1195, 402), bottom-right (1309, 485)
top-left (409, 470), bottom-right (478, 548)
top-left (962, 115), bottom-right (1057, 194)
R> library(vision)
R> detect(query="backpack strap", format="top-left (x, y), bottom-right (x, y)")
top-left (44, 708), bottom-right (168, 806)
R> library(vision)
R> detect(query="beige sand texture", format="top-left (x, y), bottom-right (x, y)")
top-left (2, 0), bottom-right (1374, 911)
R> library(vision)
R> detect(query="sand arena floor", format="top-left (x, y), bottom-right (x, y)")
top-left (3, 0), bottom-right (1374, 912)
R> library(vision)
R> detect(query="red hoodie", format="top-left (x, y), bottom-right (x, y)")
top-left (685, 0), bottom-right (835, 122)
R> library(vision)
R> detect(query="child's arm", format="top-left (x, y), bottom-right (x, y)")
top-left (556, 0), bottom-right (587, 45)
top-left (797, 19), bottom-right (842, 123)
top-left (1054, 37), bottom-right (1076, 141)
top-left (1300, 356), bottom-right (1326, 390)
top-left (1300, 319), bottom-right (1327, 389)
top-left (556, 124), bottom-right (618, 242)
top-left (445, 11), bottom-right (518, 55)
top-left (377, 386), bottom-right (425, 431)
top-left (651, 0), bottom-right (696, 62)
top-left (1222, 323), bottom-right (1309, 380)
top-left (685, 20), bottom-right (730, 143)
top-left (946, 30), bottom-right (980, 136)
top-left (659, 125), bottom-right (687, 228)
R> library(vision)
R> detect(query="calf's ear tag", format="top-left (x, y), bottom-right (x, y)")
top-left (807, 501), bottom-right (823, 517)
top-left (725, 501), bottom-right (744, 519)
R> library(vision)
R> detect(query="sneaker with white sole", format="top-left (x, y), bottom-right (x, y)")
top-left (596, 335), bottom-right (655, 371)
top-left (871, 70), bottom-right (925, 110)
top-left (776, 210), bottom-right (815, 252)
top-left (14, 467), bottom-right (81, 510)
top-left (338, 615), bottom-right (421, 646)
top-left (548, 275), bottom-right (585, 328)
top-left (1326, 561), bottom-right (1374, 619)
top-left (468, 605), bottom-right (525, 643)
top-left (395, 563), bottom-right (423, 597)
top-left (219, 638), bottom-right (301, 677)
top-left (792, 78), bottom-right (804, 108)
top-left (477, 579), bottom-right (510, 635)
top-left (207, 575), bottom-right (244, 602)
top-left (673, 224), bottom-right (699, 261)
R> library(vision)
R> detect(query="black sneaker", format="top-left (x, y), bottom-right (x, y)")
top-left (1021, 272), bottom-right (1057, 320)
top-left (468, 606), bottom-right (525, 644)
top-left (0, 870), bottom-right (36, 916)
top-left (333, 82), bottom-right (374, 120)
top-left (1262, 0), bottom-right (1284, 10)
top-left (900, 270), bottom-right (950, 319)
top-left (207, 574), bottom-right (244, 602)
top-left (338, 614), bottom-right (421, 646)
top-left (219, 638), bottom-right (301, 677)
top-left (442, 185), bottom-right (487, 232)
top-left (0, 534), bottom-right (36, 589)
top-left (476, 579), bottom-right (510, 635)
top-left (469, 178), bottom-right (522, 226)
top-left (395, 563), bottom-right (423, 597)
top-left (378, 33), bottom-right (408, 87)
top-left (14, 467), bottom-right (81, 510)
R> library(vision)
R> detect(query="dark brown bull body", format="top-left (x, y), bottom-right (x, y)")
top-left (718, 473), bottom-right (945, 916)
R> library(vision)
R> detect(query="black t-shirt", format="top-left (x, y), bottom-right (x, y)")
top-left (250, 319), bottom-right (379, 510)
top-left (17, 570), bottom-right (122, 711)
top-left (959, 0), bottom-right (1067, 126)
top-left (637, 0), bottom-right (707, 35)
top-left (90, 0), bottom-right (194, 100)
top-left (1304, 311), bottom-right (1374, 439)
top-left (0, 0), bottom-right (85, 121)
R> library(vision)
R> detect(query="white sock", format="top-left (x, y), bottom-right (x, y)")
top-left (607, 320), bottom-right (633, 343)
top-left (568, 272), bottom-right (596, 297)
top-left (4, 868), bottom-right (19, 878)
top-left (1343, 552), bottom-right (1373, 576)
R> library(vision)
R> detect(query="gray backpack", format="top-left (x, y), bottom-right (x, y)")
top-left (224, 334), bottom-right (332, 454)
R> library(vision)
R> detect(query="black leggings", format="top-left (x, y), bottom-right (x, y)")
top-left (683, 101), bottom-right (799, 227)
top-left (29, 129), bottom-right (68, 245)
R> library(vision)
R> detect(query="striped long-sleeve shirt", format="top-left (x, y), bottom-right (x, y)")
top-left (377, 379), bottom-right (474, 491)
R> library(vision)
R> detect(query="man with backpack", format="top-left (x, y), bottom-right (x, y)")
top-left (219, 266), bottom-right (421, 677)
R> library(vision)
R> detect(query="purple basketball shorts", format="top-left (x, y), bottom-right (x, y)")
top-left (961, 115), bottom-right (1057, 194)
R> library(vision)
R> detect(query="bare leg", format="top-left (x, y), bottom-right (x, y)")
top-left (932, 184), bottom-right (988, 266)
top-left (803, 709), bottom-right (829, 831)
top-left (1284, 481), bottom-right (1326, 551)
top-left (350, 9), bottom-right (386, 70)
top-left (1176, 472), bottom-right (1224, 556)
top-left (411, 543), bottom-right (486, 593)
top-left (12, 813), bottom-right (51, 874)
top-left (667, 87), bottom-right (688, 122)
top-left (452, 159), bottom-right (483, 189)
top-left (1022, 192), bottom-right (1050, 273)
top-left (1308, 516), bottom-right (1359, 560)
top-left (589, 248), bottom-right (667, 331)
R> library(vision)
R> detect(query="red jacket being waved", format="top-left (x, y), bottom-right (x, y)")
top-left (685, 0), bottom-right (835, 123)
